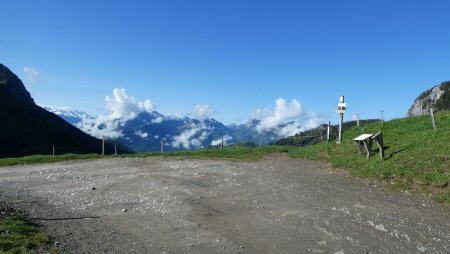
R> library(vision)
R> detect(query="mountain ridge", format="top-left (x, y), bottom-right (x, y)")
top-left (0, 64), bottom-right (35, 105)
top-left (407, 81), bottom-right (450, 117)
top-left (0, 63), bottom-right (132, 157)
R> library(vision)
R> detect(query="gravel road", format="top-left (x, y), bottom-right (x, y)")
top-left (0, 156), bottom-right (449, 253)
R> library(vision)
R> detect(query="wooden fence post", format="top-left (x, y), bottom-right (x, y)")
top-left (160, 140), bottom-right (164, 153)
top-left (102, 137), bottom-right (105, 156)
top-left (327, 121), bottom-right (330, 142)
top-left (221, 137), bottom-right (224, 150)
top-left (430, 108), bottom-right (437, 131)
top-left (52, 145), bottom-right (55, 157)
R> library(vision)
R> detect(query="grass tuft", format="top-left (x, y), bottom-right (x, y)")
top-left (0, 214), bottom-right (54, 253)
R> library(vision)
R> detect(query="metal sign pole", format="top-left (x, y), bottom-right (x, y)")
top-left (102, 137), bottom-right (105, 155)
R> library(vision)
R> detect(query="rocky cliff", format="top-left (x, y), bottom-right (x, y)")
top-left (0, 64), bottom-right (35, 105)
top-left (407, 81), bottom-right (450, 117)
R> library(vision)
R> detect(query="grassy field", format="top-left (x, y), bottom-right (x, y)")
top-left (0, 213), bottom-right (55, 253)
top-left (290, 111), bottom-right (450, 203)
top-left (0, 154), bottom-right (104, 167)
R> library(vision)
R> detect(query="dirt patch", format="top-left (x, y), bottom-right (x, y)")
top-left (0, 157), bottom-right (449, 253)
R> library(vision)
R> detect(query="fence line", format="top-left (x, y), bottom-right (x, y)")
top-left (0, 144), bottom-right (121, 158)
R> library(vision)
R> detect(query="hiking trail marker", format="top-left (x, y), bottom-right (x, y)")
top-left (336, 96), bottom-right (346, 143)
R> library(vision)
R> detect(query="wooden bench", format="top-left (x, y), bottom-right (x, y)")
top-left (353, 131), bottom-right (384, 160)
top-left (353, 134), bottom-right (373, 159)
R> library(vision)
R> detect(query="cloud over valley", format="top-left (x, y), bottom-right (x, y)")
top-left (48, 89), bottom-right (328, 151)
top-left (78, 88), bottom-right (154, 139)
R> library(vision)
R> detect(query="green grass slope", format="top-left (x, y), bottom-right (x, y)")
top-left (290, 112), bottom-right (450, 203)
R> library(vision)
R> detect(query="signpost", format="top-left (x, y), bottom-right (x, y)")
top-left (327, 121), bottom-right (331, 142)
top-left (336, 96), bottom-right (347, 143)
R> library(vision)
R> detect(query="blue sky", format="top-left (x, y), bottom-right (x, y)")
top-left (1, 0), bottom-right (450, 125)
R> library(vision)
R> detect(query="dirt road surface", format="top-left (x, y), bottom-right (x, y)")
top-left (0, 156), bottom-right (449, 253)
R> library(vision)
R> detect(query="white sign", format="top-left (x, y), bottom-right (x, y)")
top-left (337, 101), bottom-right (346, 113)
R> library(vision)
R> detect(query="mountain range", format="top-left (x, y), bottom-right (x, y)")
top-left (45, 107), bottom-right (286, 152)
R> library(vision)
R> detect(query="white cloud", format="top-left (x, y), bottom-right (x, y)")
top-left (193, 104), bottom-right (214, 119)
top-left (277, 123), bottom-right (301, 137)
top-left (171, 127), bottom-right (200, 149)
top-left (151, 117), bottom-right (163, 124)
top-left (211, 135), bottom-right (233, 146)
top-left (251, 108), bottom-right (272, 119)
top-left (78, 88), bottom-right (154, 139)
top-left (23, 67), bottom-right (40, 83)
top-left (171, 123), bottom-right (213, 149)
top-left (135, 130), bottom-right (149, 138)
top-left (104, 88), bottom-right (153, 120)
top-left (166, 113), bottom-right (182, 119)
top-left (253, 98), bottom-right (327, 137)
top-left (302, 112), bottom-right (327, 131)
top-left (255, 98), bottom-right (302, 132)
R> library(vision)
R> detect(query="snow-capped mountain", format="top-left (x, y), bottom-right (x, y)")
top-left (117, 111), bottom-right (242, 152)
top-left (117, 112), bottom-right (285, 152)
top-left (45, 106), bottom-right (285, 152)
top-left (42, 105), bottom-right (95, 125)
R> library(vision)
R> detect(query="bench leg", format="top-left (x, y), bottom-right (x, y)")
top-left (354, 141), bottom-right (364, 155)
top-left (363, 139), bottom-right (372, 159)
top-left (374, 133), bottom-right (384, 160)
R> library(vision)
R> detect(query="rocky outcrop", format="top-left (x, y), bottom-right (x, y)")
top-left (407, 81), bottom-right (450, 117)
top-left (0, 64), bottom-right (35, 105)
